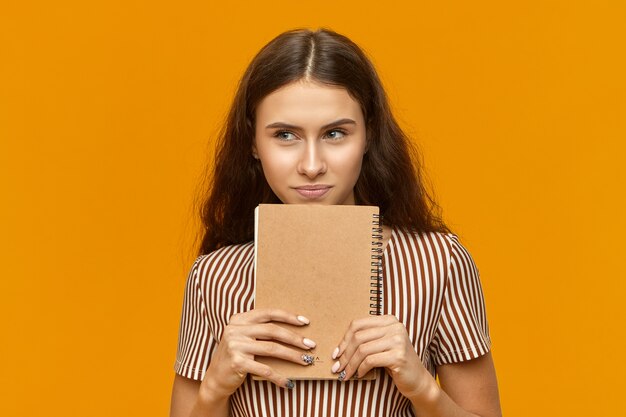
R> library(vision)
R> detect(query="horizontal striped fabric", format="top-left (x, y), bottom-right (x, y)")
top-left (174, 229), bottom-right (491, 416)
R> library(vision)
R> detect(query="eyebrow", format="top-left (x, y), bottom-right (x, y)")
top-left (265, 118), bottom-right (357, 130)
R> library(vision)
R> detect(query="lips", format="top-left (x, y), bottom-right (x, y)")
top-left (294, 185), bottom-right (332, 199)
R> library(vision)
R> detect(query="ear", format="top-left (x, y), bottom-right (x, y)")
top-left (251, 140), bottom-right (259, 159)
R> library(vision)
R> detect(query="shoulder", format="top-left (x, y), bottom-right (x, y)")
top-left (189, 241), bottom-right (255, 285)
top-left (391, 228), bottom-right (477, 272)
top-left (197, 241), bottom-right (255, 263)
top-left (391, 227), bottom-right (458, 258)
top-left (440, 233), bottom-right (480, 278)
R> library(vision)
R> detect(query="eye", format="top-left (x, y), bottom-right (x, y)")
top-left (273, 130), bottom-right (298, 141)
top-left (324, 129), bottom-right (347, 140)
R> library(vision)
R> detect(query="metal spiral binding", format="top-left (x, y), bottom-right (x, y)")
top-left (369, 213), bottom-right (383, 315)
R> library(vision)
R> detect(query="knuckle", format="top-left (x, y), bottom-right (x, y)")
top-left (226, 339), bottom-right (238, 351)
top-left (356, 345), bottom-right (366, 357)
top-left (281, 329), bottom-right (295, 342)
top-left (265, 343), bottom-right (277, 354)
top-left (290, 330), bottom-right (302, 341)
top-left (264, 322), bottom-right (277, 333)
top-left (268, 308), bottom-right (280, 320)
top-left (276, 325), bottom-right (290, 337)
top-left (231, 356), bottom-right (243, 368)
top-left (274, 326), bottom-right (291, 341)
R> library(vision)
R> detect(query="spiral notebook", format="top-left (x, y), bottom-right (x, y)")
top-left (253, 204), bottom-right (382, 380)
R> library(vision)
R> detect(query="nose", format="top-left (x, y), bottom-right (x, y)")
top-left (297, 141), bottom-right (327, 179)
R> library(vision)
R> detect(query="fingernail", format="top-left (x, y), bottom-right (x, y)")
top-left (331, 361), bottom-right (340, 373)
top-left (338, 370), bottom-right (346, 381)
top-left (332, 346), bottom-right (339, 360)
top-left (286, 379), bottom-right (294, 389)
top-left (303, 338), bottom-right (316, 348)
top-left (297, 315), bottom-right (310, 324)
top-left (302, 354), bottom-right (314, 365)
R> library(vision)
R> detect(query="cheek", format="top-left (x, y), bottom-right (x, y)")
top-left (329, 146), bottom-right (365, 178)
top-left (258, 148), bottom-right (297, 179)
top-left (259, 149), bottom-right (297, 170)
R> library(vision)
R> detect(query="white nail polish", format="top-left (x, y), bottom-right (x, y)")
top-left (332, 361), bottom-right (341, 373)
top-left (332, 347), bottom-right (339, 360)
top-left (297, 315), bottom-right (310, 324)
top-left (303, 338), bottom-right (316, 348)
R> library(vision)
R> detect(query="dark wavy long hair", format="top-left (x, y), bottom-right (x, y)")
top-left (197, 28), bottom-right (451, 255)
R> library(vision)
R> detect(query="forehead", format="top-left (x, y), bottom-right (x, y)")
top-left (255, 80), bottom-right (364, 126)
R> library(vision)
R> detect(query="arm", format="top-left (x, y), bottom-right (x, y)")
top-left (405, 234), bottom-right (500, 415)
top-left (169, 309), bottom-right (314, 417)
top-left (332, 316), bottom-right (501, 417)
top-left (407, 352), bottom-right (502, 417)
top-left (172, 255), bottom-right (315, 416)
top-left (334, 234), bottom-right (500, 416)
top-left (170, 374), bottom-right (229, 417)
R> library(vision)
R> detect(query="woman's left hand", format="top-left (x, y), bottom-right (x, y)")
top-left (332, 314), bottom-right (434, 400)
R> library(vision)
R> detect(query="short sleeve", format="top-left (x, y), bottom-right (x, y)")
top-left (174, 255), bottom-right (217, 381)
top-left (429, 234), bottom-right (492, 366)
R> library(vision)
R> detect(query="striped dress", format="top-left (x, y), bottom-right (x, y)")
top-left (174, 228), bottom-right (491, 416)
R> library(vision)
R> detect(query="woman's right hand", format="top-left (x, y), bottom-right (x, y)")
top-left (199, 308), bottom-right (315, 401)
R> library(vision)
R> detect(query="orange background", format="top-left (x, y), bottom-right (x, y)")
top-left (1, 1), bottom-right (625, 416)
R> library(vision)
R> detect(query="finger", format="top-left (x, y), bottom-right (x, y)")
top-left (334, 315), bottom-right (399, 359)
top-left (355, 351), bottom-right (395, 380)
top-left (246, 340), bottom-right (315, 366)
top-left (237, 357), bottom-right (295, 389)
top-left (230, 308), bottom-right (310, 326)
top-left (335, 325), bottom-right (388, 364)
top-left (242, 323), bottom-right (317, 350)
top-left (335, 337), bottom-right (392, 380)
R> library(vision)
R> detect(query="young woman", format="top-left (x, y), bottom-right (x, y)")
top-left (169, 28), bottom-right (502, 417)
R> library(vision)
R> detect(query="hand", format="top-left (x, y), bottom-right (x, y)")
top-left (331, 315), bottom-right (434, 399)
top-left (200, 308), bottom-right (316, 401)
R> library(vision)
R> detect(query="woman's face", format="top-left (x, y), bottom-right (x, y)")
top-left (253, 80), bottom-right (367, 205)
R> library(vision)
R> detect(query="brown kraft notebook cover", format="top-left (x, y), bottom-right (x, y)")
top-left (253, 204), bottom-right (381, 380)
